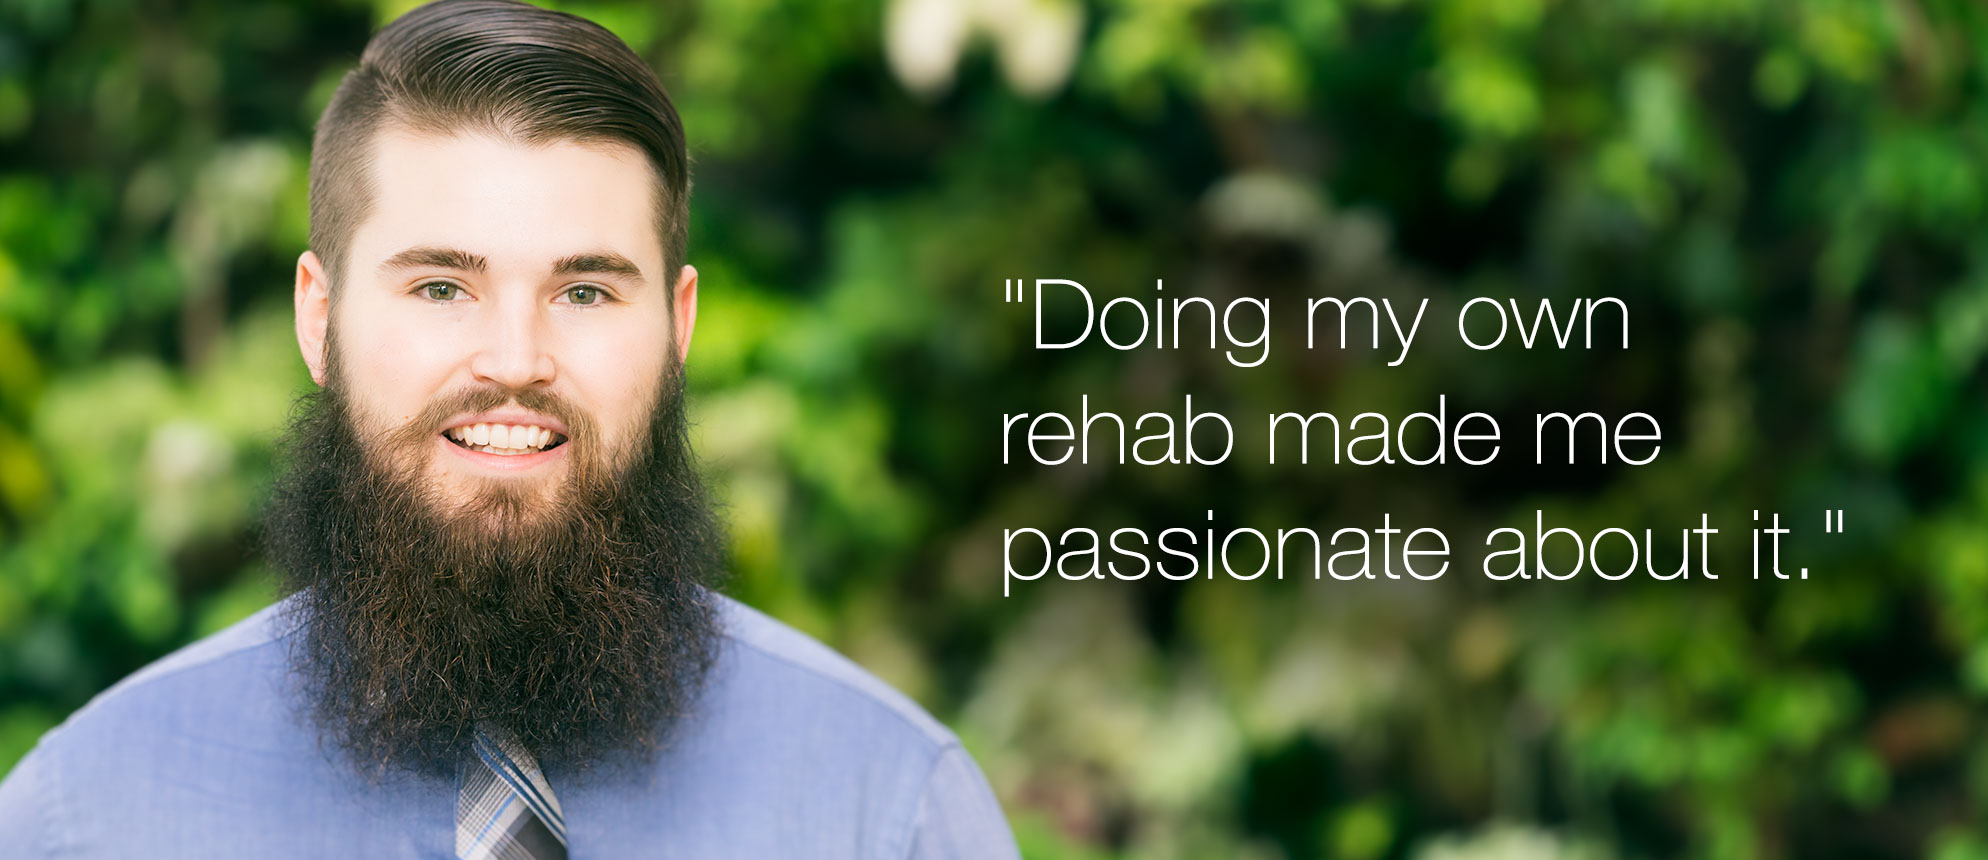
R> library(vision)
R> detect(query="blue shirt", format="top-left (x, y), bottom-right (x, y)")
top-left (0, 594), bottom-right (1021, 859)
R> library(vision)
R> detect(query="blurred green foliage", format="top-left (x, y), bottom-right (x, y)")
top-left (4, 0), bottom-right (1988, 857)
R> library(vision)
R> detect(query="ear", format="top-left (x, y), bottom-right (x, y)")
top-left (672, 264), bottom-right (699, 365)
top-left (295, 250), bottom-right (332, 386)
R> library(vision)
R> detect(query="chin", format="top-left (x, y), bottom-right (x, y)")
top-left (424, 473), bottom-right (557, 523)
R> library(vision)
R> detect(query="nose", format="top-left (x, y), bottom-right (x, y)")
top-left (467, 292), bottom-right (557, 390)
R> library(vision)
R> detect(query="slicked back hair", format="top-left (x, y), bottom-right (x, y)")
top-left (308, 0), bottom-right (689, 291)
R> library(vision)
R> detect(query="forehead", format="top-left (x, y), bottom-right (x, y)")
top-left (350, 128), bottom-right (663, 276)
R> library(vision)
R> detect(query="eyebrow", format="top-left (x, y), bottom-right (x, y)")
top-left (551, 252), bottom-right (646, 285)
top-left (379, 246), bottom-right (488, 274)
top-left (376, 246), bottom-right (646, 285)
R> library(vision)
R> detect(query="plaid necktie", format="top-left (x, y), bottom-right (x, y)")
top-left (457, 723), bottom-right (568, 860)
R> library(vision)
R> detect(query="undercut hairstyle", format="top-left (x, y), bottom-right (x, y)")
top-left (308, 0), bottom-right (690, 289)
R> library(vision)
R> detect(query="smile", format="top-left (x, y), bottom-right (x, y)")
top-left (443, 422), bottom-right (569, 456)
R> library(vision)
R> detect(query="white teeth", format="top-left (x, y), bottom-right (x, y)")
top-left (448, 422), bottom-right (557, 453)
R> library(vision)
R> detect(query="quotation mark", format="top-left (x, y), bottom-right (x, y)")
top-left (1005, 278), bottom-right (1025, 303)
top-left (1823, 509), bottom-right (1844, 533)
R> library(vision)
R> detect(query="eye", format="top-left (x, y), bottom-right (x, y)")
top-left (419, 281), bottom-right (464, 302)
top-left (562, 285), bottom-right (605, 306)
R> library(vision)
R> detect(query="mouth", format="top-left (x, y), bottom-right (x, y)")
top-left (441, 422), bottom-right (569, 457)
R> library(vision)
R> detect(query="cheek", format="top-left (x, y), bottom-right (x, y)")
top-left (334, 306), bottom-right (463, 427)
top-left (554, 323), bottom-right (671, 451)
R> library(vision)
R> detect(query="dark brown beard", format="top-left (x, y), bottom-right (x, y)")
top-left (260, 356), bottom-right (726, 777)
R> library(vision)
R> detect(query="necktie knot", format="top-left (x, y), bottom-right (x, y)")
top-left (457, 723), bottom-right (567, 860)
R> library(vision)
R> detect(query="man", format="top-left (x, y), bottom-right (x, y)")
top-left (0, 2), bottom-right (1020, 857)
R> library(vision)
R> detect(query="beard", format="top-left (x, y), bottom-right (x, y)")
top-left (260, 352), bottom-right (727, 778)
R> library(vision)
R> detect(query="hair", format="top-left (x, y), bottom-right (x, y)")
top-left (265, 335), bottom-right (727, 775)
top-left (308, 0), bottom-right (690, 290)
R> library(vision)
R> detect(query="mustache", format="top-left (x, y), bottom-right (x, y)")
top-left (378, 384), bottom-right (598, 452)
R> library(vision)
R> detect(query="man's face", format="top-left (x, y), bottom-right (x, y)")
top-left (303, 128), bottom-right (690, 518)
top-left (272, 128), bottom-right (722, 773)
